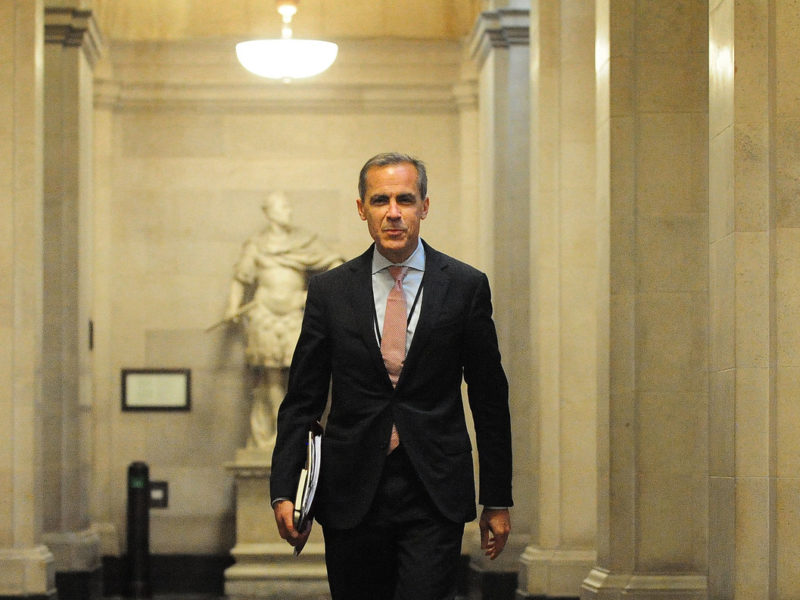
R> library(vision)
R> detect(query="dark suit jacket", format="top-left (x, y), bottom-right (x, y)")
top-left (270, 240), bottom-right (512, 530)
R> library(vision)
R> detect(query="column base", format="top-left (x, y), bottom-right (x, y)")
top-left (0, 545), bottom-right (56, 598)
top-left (224, 451), bottom-right (329, 599)
top-left (224, 542), bottom-right (329, 599)
top-left (41, 528), bottom-right (101, 572)
top-left (518, 546), bottom-right (595, 598)
top-left (581, 568), bottom-right (707, 600)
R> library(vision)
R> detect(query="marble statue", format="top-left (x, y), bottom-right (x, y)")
top-left (223, 191), bottom-right (343, 450)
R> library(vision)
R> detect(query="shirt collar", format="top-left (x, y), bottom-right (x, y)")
top-left (371, 239), bottom-right (426, 275)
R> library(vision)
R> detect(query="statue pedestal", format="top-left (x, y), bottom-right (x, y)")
top-left (224, 448), bottom-right (329, 599)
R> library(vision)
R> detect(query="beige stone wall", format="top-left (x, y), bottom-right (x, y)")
top-left (519, 1), bottom-right (598, 596)
top-left (775, 1), bottom-right (800, 595)
top-left (90, 37), bottom-right (474, 554)
top-left (585, 0), bottom-right (710, 596)
top-left (0, 0), bottom-right (57, 596)
top-left (708, 0), bottom-right (800, 597)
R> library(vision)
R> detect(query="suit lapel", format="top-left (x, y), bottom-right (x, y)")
top-left (347, 247), bottom-right (388, 378)
top-left (398, 242), bottom-right (450, 384)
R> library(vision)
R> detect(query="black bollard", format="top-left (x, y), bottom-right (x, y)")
top-left (126, 462), bottom-right (152, 599)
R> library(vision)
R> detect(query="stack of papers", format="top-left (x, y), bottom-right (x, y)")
top-left (292, 421), bottom-right (322, 555)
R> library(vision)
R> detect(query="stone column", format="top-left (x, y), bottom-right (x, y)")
top-left (708, 0), bottom-right (800, 596)
top-left (518, 1), bottom-right (597, 596)
top-left (467, 1), bottom-right (532, 582)
top-left (40, 2), bottom-right (103, 586)
top-left (0, 0), bottom-right (56, 597)
top-left (583, 1), bottom-right (709, 597)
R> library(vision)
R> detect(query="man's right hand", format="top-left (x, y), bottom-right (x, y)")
top-left (273, 500), bottom-right (311, 549)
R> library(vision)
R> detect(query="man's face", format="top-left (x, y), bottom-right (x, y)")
top-left (357, 162), bottom-right (429, 263)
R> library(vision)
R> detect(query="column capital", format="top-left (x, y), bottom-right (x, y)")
top-left (44, 6), bottom-right (104, 66)
top-left (468, 8), bottom-right (530, 64)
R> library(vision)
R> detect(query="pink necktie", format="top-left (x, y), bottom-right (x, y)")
top-left (382, 266), bottom-right (408, 452)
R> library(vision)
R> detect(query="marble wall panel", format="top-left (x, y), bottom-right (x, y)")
top-left (775, 0), bottom-right (800, 119)
top-left (608, 116), bottom-right (635, 296)
top-left (775, 118), bottom-right (800, 228)
top-left (776, 476), bottom-right (800, 596)
top-left (734, 122), bottom-right (770, 232)
top-left (635, 292), bottom-right (707, 393)
top-left (708, 475), bottom-right (735, 598)
top-left (636, 215), bottom-right (707, 293)
top-left (777, 367), bottom-right (800, 478)
top-left (734, 477), bottom-right (773, 597)
top-left (732, 0), bottom-right (769, 123)
top-left (709, 0), bottom-right (733, 138)
top-left (776, 228), bottom-right (800, 366)
top-left (635, 51), bottom-right (707, 114)
top-left (609, 293), bottom-right (635, 395)
top-left (735, 231), bottom-right (771, 367)
top-left (607, 389), bottom-right (635, 567)
top-left (709, 127), bottom-right (734, 242)
top-left (636, 113), bottom-right (708, 216)
top-left (637, 392), bottom-right (707, 476)
top-left (608, 56), bottom-right (633, 118)
top-left (637, 471), bottom-right (707, 570)
top-left (734, 367), bottom-right (772, 478)
top-left (708, 368), bottom-right (734, 477)
top-left (635, 0), bottom-right (708, 54)
top-left (710, 233), bottom-right (735, 372)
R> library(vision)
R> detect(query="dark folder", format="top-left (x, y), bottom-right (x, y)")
top-left (292, 421), bottom-right (323, 555)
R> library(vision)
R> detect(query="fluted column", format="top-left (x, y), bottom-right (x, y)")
top-left (583, 1), bottom-right (709, 597)
top-left (518, 1), bottom-right (597, 596)
top-left (0, 0), bottom-right (56, 597)
top-left (40, 1), bottom-right (102, 580)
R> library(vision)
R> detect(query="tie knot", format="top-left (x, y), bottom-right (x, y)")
top-left (388, 265), bottom-right (408, 284)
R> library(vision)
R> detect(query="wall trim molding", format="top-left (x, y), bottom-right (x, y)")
top-left (95, 79), bottom-right (462, 114)
top-left (95, 37), bottom-right (467, 113)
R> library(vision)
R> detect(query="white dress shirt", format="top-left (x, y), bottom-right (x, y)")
top-left (371, 240), bottom-right (425, 351)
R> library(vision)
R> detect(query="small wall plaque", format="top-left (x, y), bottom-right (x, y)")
top-left (122, 368), bottom-right (191, 411)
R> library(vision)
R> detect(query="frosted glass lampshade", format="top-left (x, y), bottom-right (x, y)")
top-left (236, 39), bottom-right (338, 80)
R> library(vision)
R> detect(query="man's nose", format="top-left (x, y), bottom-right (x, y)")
top-left (387, 200), bottom-right (402, 218)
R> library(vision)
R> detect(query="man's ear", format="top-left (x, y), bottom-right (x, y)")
top-left (421, 196), bottom-right (430, 219)
top-left (356, 198), bottom-right (367, 221)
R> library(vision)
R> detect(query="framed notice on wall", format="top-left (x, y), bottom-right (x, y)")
top-left (121, 368), bottom-right (191, 411)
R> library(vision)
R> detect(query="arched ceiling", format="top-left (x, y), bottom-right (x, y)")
top-left (94, 0), bottom-right (483, 42)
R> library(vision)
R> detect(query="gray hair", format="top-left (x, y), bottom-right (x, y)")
top-left (358, 152), bottom-right (428, 201)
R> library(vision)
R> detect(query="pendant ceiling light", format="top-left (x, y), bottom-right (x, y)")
top-left (236, 0), bottom-right (338, 81)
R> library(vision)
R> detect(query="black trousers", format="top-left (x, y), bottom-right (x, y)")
top-left (322, 445), bottom-right (465, 600)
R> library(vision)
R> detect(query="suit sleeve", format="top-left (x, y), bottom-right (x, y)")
top-left (462, 273), bottom-right (513, 508)
top-left (270, 275), bottom-right (332, 503)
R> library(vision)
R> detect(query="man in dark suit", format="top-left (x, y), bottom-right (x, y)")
top-left (270, 152), bottom-right (513, 600)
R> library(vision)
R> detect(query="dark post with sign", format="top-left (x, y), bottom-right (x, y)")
top-left (126, 461), bottom-right (152, 598)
